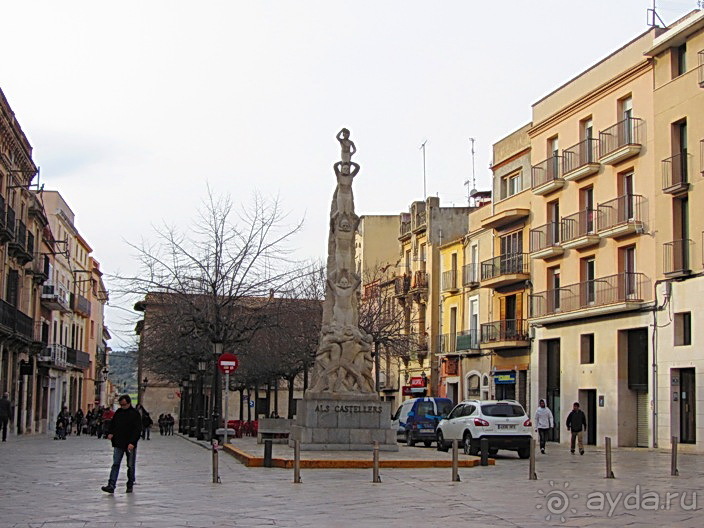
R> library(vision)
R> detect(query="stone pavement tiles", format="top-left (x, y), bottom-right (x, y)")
top-left (0, 432), bottom-right (703, 527)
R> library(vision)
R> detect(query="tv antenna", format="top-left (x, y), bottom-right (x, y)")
top-left (647, 0), bottom-right (666, 28)
top-left (419, 140), bottom-right (428, 198)
top-left (464, 138), bottom-right (476, 205)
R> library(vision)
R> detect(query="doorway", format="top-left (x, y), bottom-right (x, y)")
top-left (546, 339), bottom-right (561, 442)
top-left (680, 368), bottom-right (696, 444)
top-left (579, 389), bottom-right (597, 445)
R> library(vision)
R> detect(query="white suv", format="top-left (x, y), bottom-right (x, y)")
top-left (435, 400), bottom-right (532, 459)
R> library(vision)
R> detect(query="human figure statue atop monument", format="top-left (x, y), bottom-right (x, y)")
top-left (336, 128), bottom-right (356, 164)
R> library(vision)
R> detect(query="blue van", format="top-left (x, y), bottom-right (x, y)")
top-left (391, 397), bottom-right (454, 447)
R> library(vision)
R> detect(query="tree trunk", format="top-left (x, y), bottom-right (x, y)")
top-left (265, 380), bottom-right (272, 418)
top-left (274, 380), bottom-right (279, 417)
top-left (287, 376), bottom-right (295, 419)
top-left (238, 388), bottom-right (244, 421)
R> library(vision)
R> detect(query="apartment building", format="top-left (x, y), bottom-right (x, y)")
top-left (644, 10), bottom-right (704, 452)
top-left (355, 215), bottom-right (400, 279)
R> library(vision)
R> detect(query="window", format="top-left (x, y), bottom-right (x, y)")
top-left (500, 170), bottom-right (522, 199)
top-left (467, 375), bottom-right (480, 398)
top-left (673, 44), bottom-right (687, 78)
top-left (580, 334), bottom-right (595, 364)
top-left (548, 267), bottom-right (560, 312)
top-left (675, 312), bottom-right (691, 346)
top-left (581, 257), bottom-right (596, 305)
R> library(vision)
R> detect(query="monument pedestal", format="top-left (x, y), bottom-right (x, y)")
top-left (289, 395), bottom-right (398, 451)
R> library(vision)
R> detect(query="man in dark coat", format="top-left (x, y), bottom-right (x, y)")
top-left (566, 401), bottom-right (588, 455)
top-left (102, 395), bottom-right (142, 493)
top-left (0, 392), bottom-right (11, 442)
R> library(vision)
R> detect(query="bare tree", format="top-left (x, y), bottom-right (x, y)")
top-left (116, 188), bottom-right (303, 434)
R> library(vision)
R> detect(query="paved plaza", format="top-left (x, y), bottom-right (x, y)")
top-left (0, 432), bottom-right (703, 527)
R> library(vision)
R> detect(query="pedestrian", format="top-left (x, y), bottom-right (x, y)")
top-left (75, 409), bottom-right (84, 436)
top-left (534, 399), bottom-right (554, 454)
top-left (102, 394), bottom-right (142, 494)
top-left (141, 410), bottom-right (152, 440)
top-left (0, 392), bottom-right (11, 442)
top-left (158, 414), bottom-right (165, 435)
top-left (166, 414), bottom-right (175, 435)
top-left (566, 401), bottom-right (587, 455)
top-left (55, 407), bottom-right (69, 440)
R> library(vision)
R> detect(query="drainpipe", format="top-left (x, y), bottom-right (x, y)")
top-left (650, 278), bottom-right (670, 449)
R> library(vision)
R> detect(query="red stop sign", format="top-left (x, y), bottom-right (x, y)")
top-left (217, 353), bottom-right (239, 374)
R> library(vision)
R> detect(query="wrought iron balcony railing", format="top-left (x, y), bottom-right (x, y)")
top-left (531, 155), bottom-right (563, 188)
top-left (599, 117), bottom-right (643, 158)
top-left (529, 221), bottom-right (561, 253)
top-left (480, 319), bottom-right (529, 343)
top-left (662, 150), bottom-right (689, 192)
top-left (596, 194), bottom-right (645, 232)
top-left (441, 269), bottom-right (458, 292)
top-left (530, 272), bottom-right (651, 318)
top-left (480, 253), bottom-right (529, 281)
top-left (663, 239), bottom-right (693, 275)
top-left (563, 138), bottom-right (599, 174)
top-left (462, 263), bottom-right (479, 286)
top-left (561, 209), bottom-right (598, 242)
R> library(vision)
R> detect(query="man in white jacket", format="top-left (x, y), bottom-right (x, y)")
top-left (535, 399), bottom-right (554, 454)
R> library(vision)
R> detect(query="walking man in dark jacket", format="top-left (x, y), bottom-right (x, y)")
top-left (566, 402), bottom-right (587, 455)
top-left (102, 395), bottom-right (142, 494)
top-left (0, 392), bottom-right (11, 442)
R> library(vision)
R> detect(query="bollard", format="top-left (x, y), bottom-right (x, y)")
top-left (372, 441), bottom-right (382, 483)
top-left (212, 439), bottom-right (220, 484)
top-left (263, 439), bottom-right (273, 468)
top-left (671, 436), bottom-right (679, 477)
top-left (480, 438), bottom-right (489, 467)
top-left (605, 436), bottom-right (615, 479)
top-left (528, 438), bottom-right (537, 480)
top-left (451, 439), bottom-right (461, 482)
top-left (293, 439), bottom-right (302, 483)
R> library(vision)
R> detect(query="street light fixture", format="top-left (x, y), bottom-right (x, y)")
top-left (189, 372), bottom-right (197, 437)
top-left (197, 361), bottom-right (207, 440)
top-left (179, 378), bottom-right (189, 434)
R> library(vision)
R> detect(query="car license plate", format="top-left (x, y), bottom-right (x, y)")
top-left (497, 424), bottom-right (515, 430)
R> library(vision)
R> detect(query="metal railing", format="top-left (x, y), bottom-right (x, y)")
top-left (394, 274), bottom-right (411, 295)
top-left (529, 221), bottom-right (561, 253)
top-left (481, 253), bottom-right (529, 281)
top-left (26, 230), bottom-right (34, 256)
top-left (44, 344), bottom-right (67, 368)
top-left (698, 50), bottom-right (704, 87)
top-left (42, 283), bottom-right (71, 308)
top-left (563, 138), bottom-right (599, 174)
top-left (531, 155), bottom-right (563, 188)
top-left (410, 270), bottom-right (429, 290)
top-left (662, 151), bottom-right (689, 190)
top-left (441, 269), bottom-right (458, 291)
top-left (561, 209), bottom-right (598, 242)
top-left (599, 117), bottom-right (643, 157)
top-left (480, 319), bottom-right (529, 343)
top-left (71, 293), bottom-right (92, 316)
top-left (0, 195), bottom-right (5, 230)
top-left (596, 194), bottom-right (645, 232)
top-left (0, 300), bottom-right (33, 340)
top-left (67, 347), bottom-right (91, 369)
top-left (462, 263), bottom-right (479, 285)
top-left (664, 239), bottom-right (693, 275)
top-left (5, 206), bottom-right (15, 238)
top-left (456, 329), bottom-right (480, 351)
top-left (530, 272), bottom-right (651, 318)
top-left (14, 220), bottom-right (27, 251)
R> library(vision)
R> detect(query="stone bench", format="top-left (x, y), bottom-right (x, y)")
top-left (257, 418), bottom-right (292, 444)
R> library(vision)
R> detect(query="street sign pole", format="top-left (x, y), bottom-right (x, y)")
top-left (224, 372), bottom-right (230, 445)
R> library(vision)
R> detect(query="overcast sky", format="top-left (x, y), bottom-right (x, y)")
top-left (0, 0), bottom-right (695, 348)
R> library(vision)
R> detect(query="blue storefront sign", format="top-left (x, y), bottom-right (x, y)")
top-left (493, 372), bottom-right (516, 385)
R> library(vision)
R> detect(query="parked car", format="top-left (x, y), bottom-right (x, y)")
top-left (391, 397), bottom-right (453, 447)
top-left (435, 399), bottom-right (532, 458)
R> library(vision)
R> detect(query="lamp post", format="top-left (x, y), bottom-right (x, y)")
top-left (211, 342), bottom-right (223, 439)
top-left (142, 377), bottom-right (149, 406)
top-left (101, 367), bottom-right (109, 406)
top-left (179, 378), bottom-right (189, 434)
top-left (188, 373), bottom-right (197, 437)
top-left (196, 360), bottom-right (207, 440)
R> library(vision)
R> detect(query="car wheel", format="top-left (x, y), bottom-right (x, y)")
top-left (436, 430), bottom-right (449, 452)
top-left (517, 447), bottom-right (530, 459)
top-left (405, 431), bottom-right (416, 447)
top-left (488, 448), bottom-right (499, 456)
top-left (423, 440), bottom-right (432, 447)
top-left (463, 432), bottom-right (479, 456)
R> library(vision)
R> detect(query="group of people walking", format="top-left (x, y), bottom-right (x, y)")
top-left (534, 400), bottom-right (588, 455)
top-left (54, 405), bottom-right (117, 440)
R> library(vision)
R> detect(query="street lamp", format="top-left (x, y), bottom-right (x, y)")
top-left (211, 342), bottom-right (224, 439)
top-left (179, 378), bottom-right (189, 434)
top-left (142, 377), bottom-right (149, 405)
top-left (196, 361), bottom-right (207, 440)
top-left (101, 367), bottom-right (109, 406)
top-left (189, 372), bottom-right (197, 437)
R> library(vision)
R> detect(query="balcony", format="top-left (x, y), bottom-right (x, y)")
top-left (394, 274), bottom-right (411, 298)
top-left (71, 293), bottom-right (92, 317)
top-left (699, 50), bottom-right (704, 88)
top-left (412, 210), bottom-right (427, 233)
top-left (41, 283), bottom-right (72, 313)
top-left (531, 155), bottom-right (565, 195)
top-left (529, 222), bottom-right (563, 259)
top-left (462, 263), bottom-right (479, 288)
top-left (0, 196), bottom-right (10, 243)
top-left (529, 272), bottom-right (651, 324)
top-left (441, 269), bottom-right (459, 293)
top-left (0, 300), bottom-right (34, 341)
top-left (30, 254), bottom-right (50, 284)
top-left (561, 209), bottom-right (600, 249)
top-left (664, 239), bottom-right (693, 278)
top-left (37, 344), bottom-right (67, 369)
top-left (409, 271), bottom-right (429, 300)
top-left (480, 253), bottom-right (530, 289)
top-left (662, 151), bottom-right (690, 194)
top-left (9, 220), bottom-right (33, 265)
top-left (598, 117), bottom-right (643, 165)
top-left (481, 208), bottom-right (530, 229)
top-left (399, 219), bottom-right (411, 239)
top-left (480, 319), bottom-right (529, 349)
top-left (596, 194), bottom-right (645, 238)
top-left (439, 331), bottom-right (480, 355)
top-left (562, 138), bottom-right (600, 181)
top-left (67, 347), bottom-right (91, 369)
top-left (1, 205), bottom-right (16, 244)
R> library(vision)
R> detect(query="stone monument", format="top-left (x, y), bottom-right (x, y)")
top-left (290, 129), bottom-right (398, 451)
